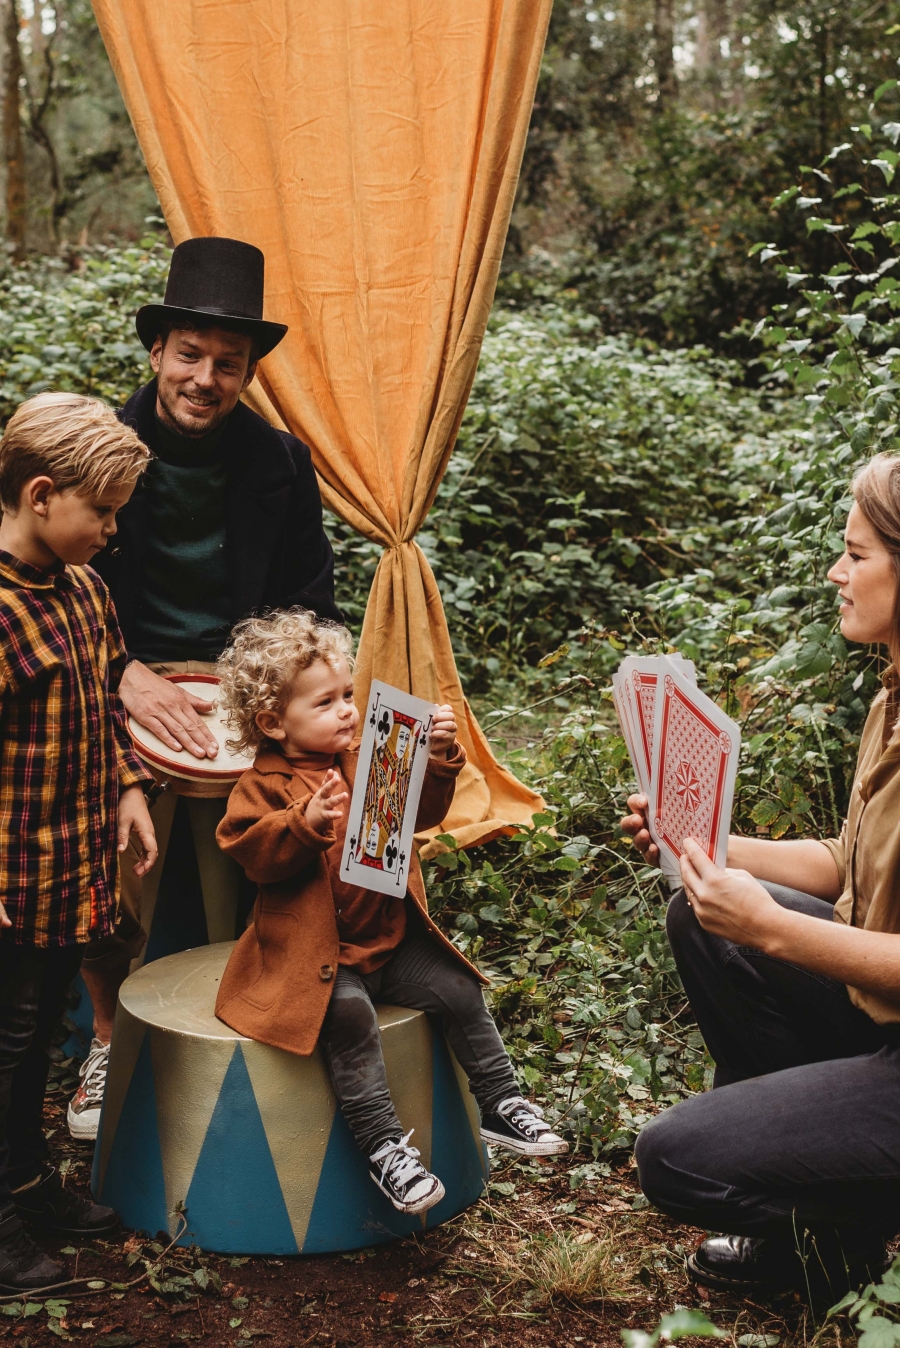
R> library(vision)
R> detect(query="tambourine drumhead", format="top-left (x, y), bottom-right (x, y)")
top-left (128, 675), bottom-right (255, 782)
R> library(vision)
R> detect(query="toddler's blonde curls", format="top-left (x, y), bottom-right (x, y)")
top-left (217, 607), bottom-right (354, 756)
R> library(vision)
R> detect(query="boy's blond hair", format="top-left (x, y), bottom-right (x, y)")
top-left (0, 392), bottom-right (150, 513)
top-left (218, 607), bottom-right (355, 755)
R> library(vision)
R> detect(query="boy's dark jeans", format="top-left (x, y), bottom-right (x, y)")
top-left (319, 935), bottom-right (518, 1157)
top-left (0, 941), bottom-right (82, 1212)
top-left (636, 885), bottom-right (900, 1245)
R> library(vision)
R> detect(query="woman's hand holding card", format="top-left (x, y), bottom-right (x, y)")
top-left (680, 837), bottom-right (782, 946)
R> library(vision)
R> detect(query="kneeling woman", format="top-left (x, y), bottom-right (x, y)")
top-left (623, 453), bottom-right (900, 1298)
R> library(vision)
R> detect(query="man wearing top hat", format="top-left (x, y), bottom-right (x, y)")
top-left (68, 237), bottom-right (341, 1141)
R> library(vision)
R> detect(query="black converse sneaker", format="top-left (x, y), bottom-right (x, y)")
top-left (480, 1096), bottom-right (569, 1156)
top-left (369, 1130), bottom-right (446, 1215)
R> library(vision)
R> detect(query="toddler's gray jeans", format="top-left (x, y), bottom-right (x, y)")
top-left (318, 933), bottom-right (518, 1157)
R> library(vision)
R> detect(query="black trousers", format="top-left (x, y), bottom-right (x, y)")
top-left (0, 941), bottom-right (83, 1212)
top-left (635, 885), bottom-right (900, 1241)
top-left (319, 934), bottom-right (518, 1157)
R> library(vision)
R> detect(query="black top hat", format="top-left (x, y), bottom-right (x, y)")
top-left (135, 236), bottom-right (288, 358)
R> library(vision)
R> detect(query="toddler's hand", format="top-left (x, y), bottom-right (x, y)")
top-left (429, 705), bottom-right (457, 760)
top-left (306, 769), bottom-right (348, 835)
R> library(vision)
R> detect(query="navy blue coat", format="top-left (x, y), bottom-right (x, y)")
top-left (92, 380), bottom-right (341, 654)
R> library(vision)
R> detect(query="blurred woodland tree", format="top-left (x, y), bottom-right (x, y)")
top-left (0, 0), bottom-right (156, 251)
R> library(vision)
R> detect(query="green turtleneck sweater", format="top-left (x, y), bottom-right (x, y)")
top-left (130, 416), bottom-right (231, 663)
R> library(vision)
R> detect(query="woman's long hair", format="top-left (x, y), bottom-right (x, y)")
top-left (852, 452), bottom-right (900, 666)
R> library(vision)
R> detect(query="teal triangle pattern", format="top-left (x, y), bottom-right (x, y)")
top-left (302, 1105), bottom-right (421, 1253)
top-left (181, 1044), bottom-right (298, 1254)
top-left (93, 1035), bottom-right (169, 1239)
top-left (425, 1033), bottom-right (487, 1228)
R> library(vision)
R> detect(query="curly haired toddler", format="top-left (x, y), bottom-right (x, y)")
top-left (213, 608), bottom-right (568, 1215)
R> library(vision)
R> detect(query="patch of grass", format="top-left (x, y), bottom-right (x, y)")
top-left (453, 1213), bottom-right (637, 1309)
top-left (506, 1227), bottom-right (632, 1306)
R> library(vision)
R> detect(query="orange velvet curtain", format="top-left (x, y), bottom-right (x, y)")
top-left (92, 0), bottom-right (550, 848)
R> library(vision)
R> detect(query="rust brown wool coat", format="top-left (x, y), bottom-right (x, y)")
top-left (214, 741), bottom-right (486, 1057)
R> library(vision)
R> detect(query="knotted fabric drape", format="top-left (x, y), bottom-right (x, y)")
top-left (92, 0), bottom-right (551, 848)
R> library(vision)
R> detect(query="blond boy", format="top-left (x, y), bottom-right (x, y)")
top-left (0, 392), bottom-right (156, 1291)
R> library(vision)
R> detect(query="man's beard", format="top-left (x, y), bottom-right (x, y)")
top-left (157, 385), bottom-right (231, 439)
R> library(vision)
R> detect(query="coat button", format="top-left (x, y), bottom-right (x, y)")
top-left (319, 964), bottom-right (334, 982)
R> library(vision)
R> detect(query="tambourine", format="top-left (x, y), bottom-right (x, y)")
top-left (128, 674), bottom-right (254, 798)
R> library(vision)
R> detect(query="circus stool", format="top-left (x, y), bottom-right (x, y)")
top-left (91, 943), bottom-right (489, 1255)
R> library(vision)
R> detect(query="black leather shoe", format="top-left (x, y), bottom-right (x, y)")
top-left (0, 1210), bottom-right (63, 1291)
top-left (687, 1235), bottom-right (798, 1291)
top-left (687, 1231), bottom-right (888, 1300)
top-left (13, 1166), bottom-right (118, 1237)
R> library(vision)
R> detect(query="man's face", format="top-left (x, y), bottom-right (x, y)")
top-left (150, 325), bottom-right (256, 438)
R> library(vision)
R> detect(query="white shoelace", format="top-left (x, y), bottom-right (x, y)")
top-left (372, 1130), bottom-right (430, 1193)
top-left (497, 1096), bottom-right (555, 1139)
top-left (75, 1040), bottom-right (109, 1107)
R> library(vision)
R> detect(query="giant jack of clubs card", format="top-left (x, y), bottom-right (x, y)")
top-left (341, 681), bottom-right (437, 897)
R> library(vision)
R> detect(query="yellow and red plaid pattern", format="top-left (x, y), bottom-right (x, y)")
top-left (0, 550), bottom-right (151, 946)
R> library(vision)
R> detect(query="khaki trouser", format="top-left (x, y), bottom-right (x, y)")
top-left (82, 661), bottom-right (241, 977)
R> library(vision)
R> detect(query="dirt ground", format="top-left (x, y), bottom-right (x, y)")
top-left (0, 1080), bottom-right (839, 1348)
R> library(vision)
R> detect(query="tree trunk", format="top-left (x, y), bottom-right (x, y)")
top-left (2, 0), bottom-right (25, 258)
top-left (654, 0), bottom-right (677, 110)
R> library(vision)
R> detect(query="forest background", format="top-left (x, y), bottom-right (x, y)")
top-left (0, 0), bottom-right (898, 1209)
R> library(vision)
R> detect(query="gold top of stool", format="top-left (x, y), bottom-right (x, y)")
top-left (119, 943), bottom-right (425, 1041)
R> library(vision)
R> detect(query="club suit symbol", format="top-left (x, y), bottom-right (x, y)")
top-left (385, 839), bottom-right (398, 870)
top-left (377, 710), bottom-right (391, 740)
top-left (368, 691), bottom-right (382, 730)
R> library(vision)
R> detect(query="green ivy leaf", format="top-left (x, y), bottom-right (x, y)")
top-left (858, 1316), bottom-right (900, 1348)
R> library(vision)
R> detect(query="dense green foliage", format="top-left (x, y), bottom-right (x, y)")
top-left (0, 237), bottom-right (170, 416)
top-left (330, 309), bottom-right (794, 690)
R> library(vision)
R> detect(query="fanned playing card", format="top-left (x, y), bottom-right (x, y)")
top-left (617, 656), bottom-right (696, 797)
top-left (341, 680), bottom-right (437, 897)
top-left (611, 670), bottom-right (641, 783)
top-left (647, 656), bottom-right (739, 879)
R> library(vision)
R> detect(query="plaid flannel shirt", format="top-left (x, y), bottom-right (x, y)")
top-left (0, 550), bottom-right (151, 946)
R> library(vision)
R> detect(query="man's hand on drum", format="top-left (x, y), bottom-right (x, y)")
top-left (620, 794), bottom-right (660, 866)
top-left (120, 660), bottom-right (219, 758)
top-left (679, 837), bottom-right (781, 948)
